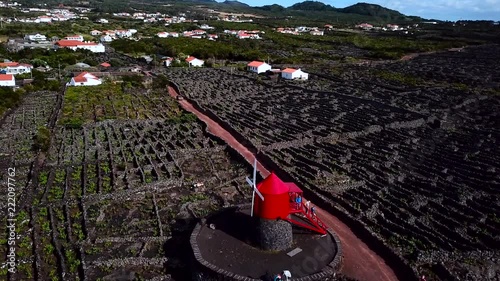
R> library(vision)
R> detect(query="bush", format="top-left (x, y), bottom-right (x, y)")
top-left (34, 126), bottom-right (51, 152)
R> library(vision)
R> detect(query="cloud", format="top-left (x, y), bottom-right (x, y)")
top-left (376, 0), bottom-right (500, 20)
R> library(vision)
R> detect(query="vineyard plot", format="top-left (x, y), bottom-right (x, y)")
top-left (166, 47), bottom-right (500, 281)
top-left (0, 83), bottom-right (251, 280)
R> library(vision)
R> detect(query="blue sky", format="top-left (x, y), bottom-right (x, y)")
top-left (221, 0), bottom-right (500, 21)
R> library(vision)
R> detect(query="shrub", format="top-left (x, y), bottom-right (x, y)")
top-left (34, 126), bottom-right (51, 152)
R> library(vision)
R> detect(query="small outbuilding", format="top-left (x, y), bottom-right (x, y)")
top-left (0, 74), bottom-right (15, 87)
top-left (281, 68), bottom-right (308, 80)
top-left (247, 61), bottom-right (271, 74)
top-left (67, 72), bottom-right (102, 86)
top-left (186, 56), bottom-right (204, 67)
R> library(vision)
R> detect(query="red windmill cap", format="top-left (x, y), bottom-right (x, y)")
top-left (257, 172), bottom-right (289, 194)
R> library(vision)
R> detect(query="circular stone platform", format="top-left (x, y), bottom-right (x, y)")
top-left (190, 204), bottom-right (343, 281)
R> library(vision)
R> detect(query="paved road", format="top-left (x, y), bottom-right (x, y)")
top-left (168, 86), bottom-right (399, 281)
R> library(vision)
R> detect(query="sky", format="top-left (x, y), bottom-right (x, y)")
top-left (224, 0), bottom-right (500, 21)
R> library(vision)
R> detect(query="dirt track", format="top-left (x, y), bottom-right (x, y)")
top-left (168, 86), bottom-right (399, 281)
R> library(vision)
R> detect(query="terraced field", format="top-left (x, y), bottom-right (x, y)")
top-left (0, 83), bottom-right (250, 280)
top-left (165, 44), bottom-right (500, 280)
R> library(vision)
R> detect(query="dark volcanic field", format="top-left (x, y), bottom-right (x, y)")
top-left (165, 44), bottom-right (500, 281)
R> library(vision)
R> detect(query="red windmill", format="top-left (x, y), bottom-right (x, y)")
top-left (246, 158), bottom-right (327, 251)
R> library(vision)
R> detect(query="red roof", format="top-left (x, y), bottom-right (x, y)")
top-left (56, 40), bottom-right (98, 47)
top-left (286, 182), bottom-right (302, 193)
top-left (100, 62), bottom-right (111, 67)
top-left (248, 61), bottom-right (265, 67)
top-left (73, 72), bottom-right (98, 83)
top-left (0, 74), bottom-right (13, 81)
top-left (185, 56), bottom-right (197, 62)
top-left (282, 68), bottom-right (297, 74)
top-left (0, 62), bottom-right (19, 67)
top-left (257, 172), bottom-right (289, 195)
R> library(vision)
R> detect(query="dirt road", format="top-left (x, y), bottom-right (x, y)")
top-left (168, 86), bottom-right (399, 281)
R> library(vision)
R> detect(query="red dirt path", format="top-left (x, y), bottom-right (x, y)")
top-left (168, 86), bottom-right (399, 281)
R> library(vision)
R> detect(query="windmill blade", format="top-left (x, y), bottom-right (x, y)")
top-left (254, 187), bottom-right (264, 201)
top-left (246, 177), bottom-right (254, 187)
top-left (253, 158), bottom-right (257, 187)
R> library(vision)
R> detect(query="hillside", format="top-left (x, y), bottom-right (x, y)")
top-left (17, 0), bottom-right (423, 23)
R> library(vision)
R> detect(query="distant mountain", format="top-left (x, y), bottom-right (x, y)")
top-left (289, 0), bottom-right (335, 11)
top-left (255, 4), bottom-right (286, 12)
top-left (222, 0), bottom-right (250, 7)
top-left (339, 2), bottom-right (406, 20)
top-left (284, 1), bottom-right (419, 21)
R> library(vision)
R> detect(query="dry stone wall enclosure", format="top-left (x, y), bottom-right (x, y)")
top-left (165, 45), bottom-right (500, 280)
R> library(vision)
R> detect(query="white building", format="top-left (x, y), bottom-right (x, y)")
top-left (115, 30), bottom-right (132, 38)
top-left (310, 30), bottom-right (324, 36)
top-left (55, 40), bottom-right (105, 53)
top-left (157, 32), bottom-right (170, 38)
top-left (163, 57), bottom-right (174, 67)
top-left (100, 35), bottom-right (113, 42)
top-left (0, 62), bottom-right (33, 75)
top-left (37, 16), bottom-right (52, 23)
top-left (67, 72), bottom-right (102, 86)
top-left (64, 35), bottom-right (84, 41)
top-left (0, 74), bottom-right (15, 87)
top-left (281, 68), bottom-right (308, 80)
top-left (169, 32), bottom-right (179, 37)
top-left (247, 61), bottom-right (271, 74)
top-left (97, 18), bottom-right (109, 23)
top-left (91, 30), bottom-right (102, 36)
top-left (186, 56), bottom-right (204, 67)
top-left (24, 33), bottom-right (47, 42)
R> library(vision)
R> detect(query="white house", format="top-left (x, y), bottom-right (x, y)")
top-left (0, 62), bottom-right (33, 75)
top-left (281, 68), bottom-right (308, 80)
top-left (157, 32), bottom-right (170, 38)
top-left (65, 35), bottom-right (84, 41)
top-left (37, 16), bottom-right (52, 23)
top-left (247, 61), bottom-right (271, 74)
top-left (100, 35), bottom-right (113, 42)
top-left (163, 57), bottom-right (174, 67)
top-left (91, 30), bottom-right (102, 36)
top-left (97, 18), bottom-right (109, 23)
top-left (310, 30), bottom-right (324, 36)
top-left (186, 56), bottom-right (204, 67)
top-left (169, 32), bottom-right (179, 37)
top-left (115, 30), bottom-right (132, 38)
top-left (24, 33), bottom-right (47, 42)
top-left (55, 40), bottom-right (105, 53)
top-left (0, 74), bottom-right (15, 87)
top-left (67, 72), bottom-right (102, 86)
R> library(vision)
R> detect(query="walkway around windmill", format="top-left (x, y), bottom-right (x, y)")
top-left (168, 84), bottom-right (400, 281)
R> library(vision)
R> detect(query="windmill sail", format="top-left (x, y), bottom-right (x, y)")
top-left (246, 157), bottom-right (263, 217)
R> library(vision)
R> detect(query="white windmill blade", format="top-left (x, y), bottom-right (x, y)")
top-left (252, 157), bottom-right (264, 200)
top-left (246, 176), bottom-right (254, 187)
top-left (246, 176), bottom-right (264, 201)
top-left (253, 158), bottom-right (257, 187)
top-left (254, 186), bottom-right (264, 201)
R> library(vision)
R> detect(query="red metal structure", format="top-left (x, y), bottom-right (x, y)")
top-left (253, 173), bottom-right (327, 235)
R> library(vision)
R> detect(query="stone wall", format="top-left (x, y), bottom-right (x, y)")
top-left (256, 218), bottom-right (293, 251)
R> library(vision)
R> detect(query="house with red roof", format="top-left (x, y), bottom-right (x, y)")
top-left (67, 72), bottom-right (102, 86)
top-left (281, 68), bottom-right (308, 80)
top-left (100, 62), bottom-right (111, 68)
top-left (247, 61), bottom-right (271, 74)
top-left (0, 62), bottom-right (33, 75)
top-left (55, 40), bottom-right (105, 53)
top-left (0, 74), bottom-right (15, 87)
top-left (91, 30), bottom-right (102, 36)
top-left (185, 56), bottom-right (204, 67)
